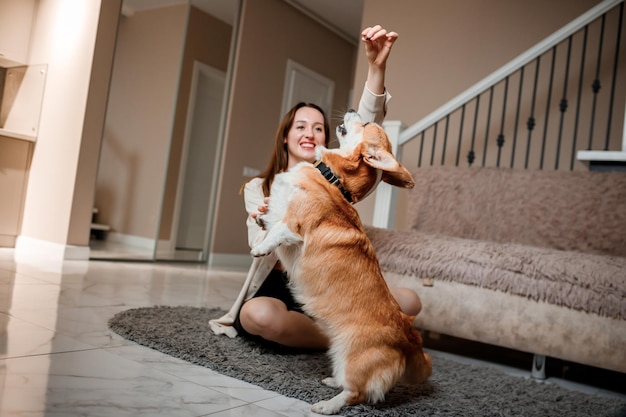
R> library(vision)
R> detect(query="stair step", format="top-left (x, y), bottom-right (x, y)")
top-left (91, 223), bottom-right (110, 231)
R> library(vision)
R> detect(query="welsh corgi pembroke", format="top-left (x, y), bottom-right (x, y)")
top-left (251, 110), bottom-right (432, 414)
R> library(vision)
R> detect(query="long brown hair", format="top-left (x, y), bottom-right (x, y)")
top-left (241, 102), bottom-right (331, 196)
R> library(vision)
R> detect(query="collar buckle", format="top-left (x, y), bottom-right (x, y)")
top-left (313, 161), bottom-right (353, 204)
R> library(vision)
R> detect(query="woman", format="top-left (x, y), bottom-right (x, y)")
top-left (210, 25), bottom-right (422, 348)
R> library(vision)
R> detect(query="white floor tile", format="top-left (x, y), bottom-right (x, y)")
top-left (2, 349), bottom-right (246, 417)
top-left (0, 313), bottom-right (95, 359)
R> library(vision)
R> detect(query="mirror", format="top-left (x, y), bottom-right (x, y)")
top-left (89, 0), bottom-right (240, 261)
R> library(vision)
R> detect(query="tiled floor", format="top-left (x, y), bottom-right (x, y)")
top-left (0, 248), bottom-right (623, 416)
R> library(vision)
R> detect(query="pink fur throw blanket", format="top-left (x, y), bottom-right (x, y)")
top-left (407, 166), bottom-right (626, 257)
top-left (365, 166), bottom-right (626, 320)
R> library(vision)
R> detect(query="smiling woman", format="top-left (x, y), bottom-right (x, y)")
top-left (284, 105), bottom-right (328, 169)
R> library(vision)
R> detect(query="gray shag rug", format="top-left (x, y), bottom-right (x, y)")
top-left (108, 306), bottom-right (626, 417)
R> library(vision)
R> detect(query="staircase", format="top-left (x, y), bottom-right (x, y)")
top-left (373, 0), bottom-right (625, 228)
top-left (90, 207), bottom-right (110, 240)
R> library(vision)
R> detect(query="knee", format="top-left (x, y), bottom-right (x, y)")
top-left (239, 300), bottom-right (287, 340)
top-left (392, 288), bottom-right (422, 317)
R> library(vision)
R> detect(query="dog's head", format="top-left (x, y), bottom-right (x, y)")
top-left (336, 110), bottom-right (415, 191)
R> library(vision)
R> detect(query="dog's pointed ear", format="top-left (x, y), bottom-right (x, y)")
top-left (362, 147), bottom-right (415, 188)
top-left (382, 168), bottom-right (415, 188)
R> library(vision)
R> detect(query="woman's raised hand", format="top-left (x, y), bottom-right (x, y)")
top-left (361, 25), bottom-right (399, 69)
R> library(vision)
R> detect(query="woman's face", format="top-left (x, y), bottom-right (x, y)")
top-left (285, 106), bottom-right (326, 169)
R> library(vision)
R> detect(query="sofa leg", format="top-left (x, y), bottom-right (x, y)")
top-left (531, 354), bottom-right (546, 380)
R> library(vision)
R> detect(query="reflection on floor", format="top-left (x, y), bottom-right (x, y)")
top-left (0, 248), bottom-right (623, 416)
top-left (89, 238), bottom-right (204, 262)
top-left (89, 238), bottom-right (154, 260)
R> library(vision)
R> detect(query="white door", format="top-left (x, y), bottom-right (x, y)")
top-left (175, 63), bottom-right (226, 251)
top-left (281, 59), bottom-right (335, 119)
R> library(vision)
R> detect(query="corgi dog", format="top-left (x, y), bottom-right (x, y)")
top-left (251, 110), bottom-right (432, 414)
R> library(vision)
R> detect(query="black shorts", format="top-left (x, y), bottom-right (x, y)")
top-left (233, 268), bottom-right (304, 338)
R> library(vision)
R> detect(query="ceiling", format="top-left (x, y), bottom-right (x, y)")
top-left (122, 0), bottom-right (364, 41)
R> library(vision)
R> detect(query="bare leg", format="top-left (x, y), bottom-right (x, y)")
top-left (239, 297), bottom-right (329, 349)
top-left (239, 288), bottom-right (419, 348)
top-left (389, 287), bottom-right (422, 316)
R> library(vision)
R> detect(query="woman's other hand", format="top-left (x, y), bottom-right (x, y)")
top-left (251, 197), bottom-right (269, 229)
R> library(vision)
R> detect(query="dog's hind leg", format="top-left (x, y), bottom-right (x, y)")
top-left (321, 377), bottom-right (340, 388)
top-left (250, 221), bottom-right (302, 257)
top-left (315, 365), bottom-right (365, 414)
top-left (311, 389), bottom-right (363, 415)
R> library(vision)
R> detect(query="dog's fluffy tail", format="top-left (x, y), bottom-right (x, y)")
top-left (403, 348), bottom-right (432, 384)
top-left (401, 322), bottom-right (433, 385)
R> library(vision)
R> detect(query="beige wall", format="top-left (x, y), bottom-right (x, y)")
top-left (210, 0), bottom-right (358, 255)
top-left (95, 5), bottom-right (187, 240)
top-left (0, 0), bottom-right (36, 67)
top-left (18, 0), bottom-right (121, 251)
top-left (68, 0), bottom-right (124, 245)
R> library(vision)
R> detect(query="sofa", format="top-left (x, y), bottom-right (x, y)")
top-left (366, 166), bottom-right (626, 374)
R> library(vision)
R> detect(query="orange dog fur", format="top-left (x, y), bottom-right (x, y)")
top-left (251, 110), bottom-right (432, 414)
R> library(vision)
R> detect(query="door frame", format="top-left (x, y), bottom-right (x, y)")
top-left (164, 61), bottom-right (226, 259)
top-left (281, 59), bottom-right (335, 118)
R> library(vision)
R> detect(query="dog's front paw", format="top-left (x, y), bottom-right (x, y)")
top-left (250, 246), bottom-right (269, 257)
top-left (311, 400), bottom-right (342, 415)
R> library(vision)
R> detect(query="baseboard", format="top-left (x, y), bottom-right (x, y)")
top-left (14, 235), bottom-right (90, 262)
top-left (107, 232), bottom-right (156, 251)
top-left (0, 234), bottom-right (16, 248)
top-left (208, 253), bottom-right (251, 270)
top-left (12, 235), bottom-right (252, 270)
top-left (155, 239), bottom-right (174, 255)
